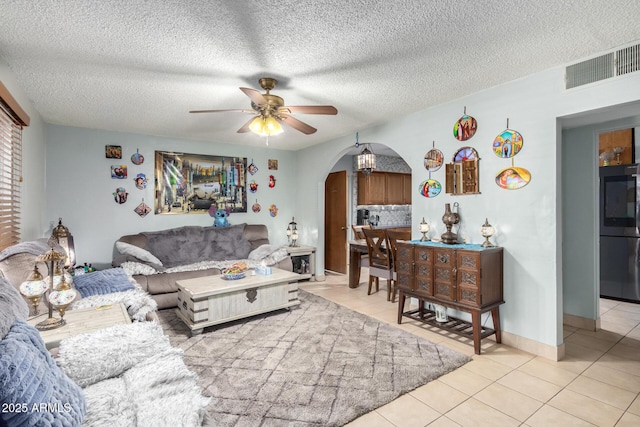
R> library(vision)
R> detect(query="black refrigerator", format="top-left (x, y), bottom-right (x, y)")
top-left (600, 164), bottom-right (640, 303)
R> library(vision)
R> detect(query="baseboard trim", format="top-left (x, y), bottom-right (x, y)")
top-left (563, 312), bottom-right (600, 331)
top-left (501, 331), bottom-right (565, 361)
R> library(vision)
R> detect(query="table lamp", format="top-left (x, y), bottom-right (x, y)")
top-left (481, 218), bottom-right (496, 247)
top-left (19, 265), bottom-right (49, 316)
top-left (418, 217), bottom-right (430, 241)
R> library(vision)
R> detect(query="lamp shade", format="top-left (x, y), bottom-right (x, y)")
top-left (50, 218), bottom-right (75, 267)
top-left (357, 144), bottom-right (376, 175)
top-left (249, 116), bottom-right (284, 136)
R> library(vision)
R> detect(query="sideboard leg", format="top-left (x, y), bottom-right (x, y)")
top-left (471, 310), bottom-right (481, 355)
top-left (397, 292), bottom-right (406, 324)
top-left (491, 307), bottom-right (502, 344)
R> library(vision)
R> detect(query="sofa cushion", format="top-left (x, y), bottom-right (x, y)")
top-left (0, 321), bottom-right (86, 426)
top-left (72, 268), bottom-right (136, 298)
top-left (115, 241), bottom-right (163, 266)
top-left (142, 224), bottom-right (251, 267)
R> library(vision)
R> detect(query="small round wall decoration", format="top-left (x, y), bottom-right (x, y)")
top-left (113, 187), bottom-right (128, 204)
top-left (424, 148), bottom-right (444, 172)
top-left (493, 129), bottom-right (523, 158)
top-left (131, 149), bottom-right (144, 165)
top-left (252, 200), bottom-right (261, 213)
top-left (269, 204), bottom-right (278, 217)
top-left (249, 180), bottom-right (258, 193)
top-left (269, 175), bottom-right (276, 188)
top-left (453, 109), bottom-right (477, 141)
top-left (133, 173), bottom-right (148, 190)
top-left (419, 179), bottom-right (442, 198)
top-left (495, 166), bottom-right (531, 190)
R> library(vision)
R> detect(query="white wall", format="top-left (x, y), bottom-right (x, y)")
top-left (45, 125), bottom-right (298, 266)
top-left (0, 59), bottom-right (47, 240)
top-left (295, 66), bottom-right (640, 352)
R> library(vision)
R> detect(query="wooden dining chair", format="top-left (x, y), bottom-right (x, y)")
top-left (363, 228), bottom-right (395, 301)
top-left (386, 229), bottom-right (412, 303)
top-left (351, 224), bottom-right (372, 240)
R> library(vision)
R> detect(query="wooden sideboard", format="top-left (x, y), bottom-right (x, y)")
top-left (396, 241), bottom-right (504, 354)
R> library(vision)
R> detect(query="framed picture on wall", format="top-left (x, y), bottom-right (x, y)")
top-left (268, 159), bottom-right (278, 170)
top-left (154, 151), bottom-right (247, 215)
top-left (106, 145), bottom-right (122, 159)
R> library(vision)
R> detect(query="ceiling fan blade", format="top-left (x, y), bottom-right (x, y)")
top-left (240, 87), bottom-right (267, 106)
top-left (278, 115), bottom-right (317, 134)
top-left (237, 116), bottom-right (256, 133)
top-left (278, 105), bottom-right (338, 115)
top-left (189, 109), bottom-right (254, 114)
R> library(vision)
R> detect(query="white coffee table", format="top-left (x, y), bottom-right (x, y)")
top-left (27, 303), bottom-right (131, 349)
top-left (176, 268), bottom-right (301, 336)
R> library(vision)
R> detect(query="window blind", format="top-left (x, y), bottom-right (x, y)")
top-left (0, 98), bottom-right (24, 251)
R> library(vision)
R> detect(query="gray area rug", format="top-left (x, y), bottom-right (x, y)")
top-left (157, 290), bottom-right (471, 427)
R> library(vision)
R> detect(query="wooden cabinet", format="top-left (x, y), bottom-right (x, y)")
top-left (357, 171), bottom-right (411, 205)
top-left (357, 172), bottom-right (386, 205)
top-left (599, 128), bottom-right (633, 166)
top-left (396, 241), bottom-right (504, 354)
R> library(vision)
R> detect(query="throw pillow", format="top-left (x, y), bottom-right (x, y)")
top-left (0, 276), bottom-right (29, 340)
top-left (72, 268), bottom-right (135, 298)
top-left (115, 241), bottom-right (163, 266)
top-left (0, 321), bottom-right (86, 426)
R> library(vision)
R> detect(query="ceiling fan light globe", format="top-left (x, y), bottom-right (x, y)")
top-left (264, 116), bottom-right (283, 135)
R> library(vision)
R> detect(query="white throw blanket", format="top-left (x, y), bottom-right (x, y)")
top-left (120, 246), bottom-right (289, 277)
top-left (56, 322), bottom-right (210, 427)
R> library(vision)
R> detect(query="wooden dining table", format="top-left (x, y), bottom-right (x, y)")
top-left (348, 239), bottom-right (368, 288)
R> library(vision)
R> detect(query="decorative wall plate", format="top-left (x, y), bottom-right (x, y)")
top-left (248, 159), bottom-right (258, 175)
top-left (113, 187), bottom-right (128, 204)
top-left (131, 149), bottom-right (144, 165)
top-left (249, 180), bottom-right (258, 193)
top-left (134, 201), bottom-right (152, 217)
top-left (424, 149), bottom-right (444, 171)
top-left (453, 114), bottom-right (477, 141)
top-left (252, 200), bottom-right (261, 213)
top-left (134, 173), bottom-right (148, 189)
top-left (111, 165), bottom-right (127, 179)
top-left (268, 159), bottom-right (278, 170)
top-left (269, 204), bottom-right (278, 217)
top-left (493, 129), bottom-right (523, 158)
top-left (269, 175), bottom-right (276, 188)
top-left (419, 179), bottom-right (442, 198)
top-left (495, 166), bottom-right (531, 190)
top-left (453, 146), bottom-right (478, 162)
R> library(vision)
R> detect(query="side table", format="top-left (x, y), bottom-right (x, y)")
top-left (284, 245), bottom-right (316, 281)
top-left (27, 303), bottom-right (131, 349)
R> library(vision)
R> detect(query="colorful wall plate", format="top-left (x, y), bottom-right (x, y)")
top-left (419, 179), bottom-right (442, 198)
top-left (269, 204), bottom-right (278, 217)
top-left (249, 180), bottom-right (258, 193)
top-left (252, 200), bottom-right (261, 213)
top-left (248, 160), bottom-right (258, 175)
top-left (134, 201), bottom-right (152, 217)
top-left (493, 129), bottom-right (523, 158)
top-left (453, 146), bottom-right (478, 162)
top-left (105, 145), bottom-right (122, 159)
top-left (424, 149), bottom-right (444, 171)
top-left (131, 149), bottom-right (144, 165)
top-left (113, 187), bottom-right (128, 204)
top-left (269, 175), bottom-right (276, 188)
top-left (111, 165), bottom-right (127, 179)
top-left (495, 166), bottom-right (531, 190)
top-left (453, 114), bottom-right (477, 141)
top-left (134, 173), bottom-right (148, 189)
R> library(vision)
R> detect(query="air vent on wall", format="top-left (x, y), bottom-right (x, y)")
top-left (566, 43), bottom-right (640, 89)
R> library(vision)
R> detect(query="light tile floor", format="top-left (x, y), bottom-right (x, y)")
top-left (299, 272), bottom-right (640, 427)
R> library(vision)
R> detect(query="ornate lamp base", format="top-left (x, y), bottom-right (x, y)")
top-left (36, 316), bottom-right (65, 331)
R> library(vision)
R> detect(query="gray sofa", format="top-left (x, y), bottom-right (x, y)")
top-left (112, 223), bottom-right (292, 309)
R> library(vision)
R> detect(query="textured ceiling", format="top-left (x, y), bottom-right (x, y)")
top-left (1, 0), bottom-right (639, 151)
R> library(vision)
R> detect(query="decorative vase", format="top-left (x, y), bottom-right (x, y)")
top-left (441, 203), bottom-right (460, 244)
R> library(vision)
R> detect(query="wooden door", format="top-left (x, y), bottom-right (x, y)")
top-left (325, 171), bottom-right (348, 273)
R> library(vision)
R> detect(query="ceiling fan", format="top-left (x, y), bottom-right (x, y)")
top-left (189, 77), bottom-right (338, 135)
